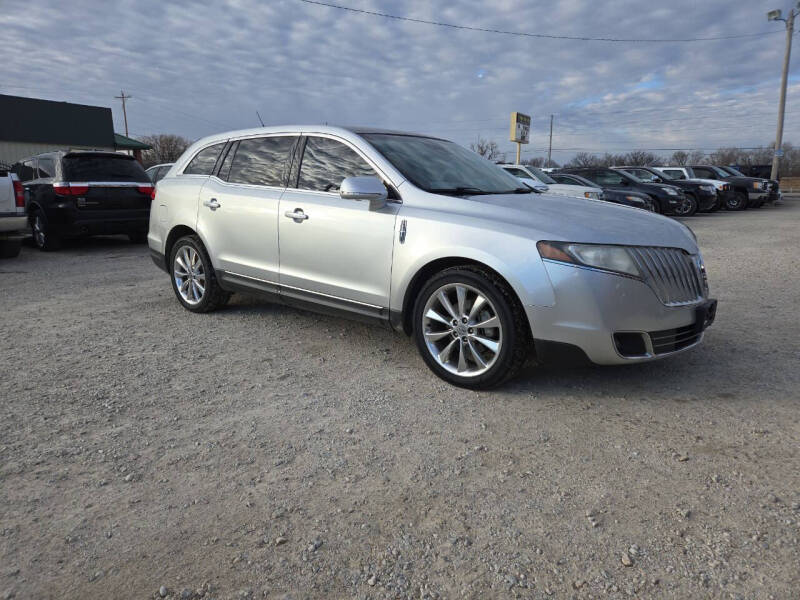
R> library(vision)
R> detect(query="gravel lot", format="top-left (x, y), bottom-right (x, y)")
top-left (1, 200), bottom-right (799, 600)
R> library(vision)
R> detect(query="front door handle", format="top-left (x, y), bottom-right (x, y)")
top-left (203, 198), bottom-right (220, 210)
top-left (284, 208), bottom-right (308, 222)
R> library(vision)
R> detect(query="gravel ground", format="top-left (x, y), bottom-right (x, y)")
top-left (1, 200), bottom-right (799, 600)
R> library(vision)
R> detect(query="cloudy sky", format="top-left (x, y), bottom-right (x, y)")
top-left (2, 0), bottom-right (798, 162)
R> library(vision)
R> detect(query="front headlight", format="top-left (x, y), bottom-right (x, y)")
top-left (584, 191), bottom-right (601, 199)
top-left (661, 187), bottom-right (678, 195)
top-left (537, 241), bottom-right (641, 278)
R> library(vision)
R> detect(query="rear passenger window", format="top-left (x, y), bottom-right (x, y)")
top-left (226, 136), bottom-right (296, 187)
top-left (184, 143), bottom-right (225, 175)
top-left (298, 136), bottom-right (376, 192)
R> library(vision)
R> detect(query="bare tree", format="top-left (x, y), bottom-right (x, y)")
top-left (687, 150), bottom-right (707, 165)
top-left (623, 150), bottom-right (661, 166)
top-left (669, 150), bottom-right (689, 165)
top-left (139, 134), bottom-right (193, 168)
top-left (568, 152), bottom-right (601, 167)
top-left (469, 138), bottom-right (503, 162)
top-left (709, 147), bottom-right (744, 167)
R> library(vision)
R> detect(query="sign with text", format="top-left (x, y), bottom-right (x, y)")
top-left (509, 112), bottom-right (531, 144)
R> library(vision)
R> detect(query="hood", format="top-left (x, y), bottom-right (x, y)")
top-left (545, 183), bottom-right (601, 198)
top-left (417, 191), bottom-right (698, 253)
top-left (636, 181), bottom-right (682, 195)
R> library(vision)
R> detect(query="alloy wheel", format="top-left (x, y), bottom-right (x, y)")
top-left (173, 245), bottom-right (206, 305)
top-left (421, 283), bottom-right (503, 377)
top-left (33, 215), bottom-right (45, 247)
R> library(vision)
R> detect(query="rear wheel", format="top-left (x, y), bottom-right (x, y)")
top-left (31, 210), bottom-right (61, 251)
top-left (413, 266), bottom-right (529, 389)
top-left (674, 193), bottom-right (698, 217)
top-left (725, 191), bottom-right (748, 211)
top-left (169, 235), bottom-right (230, 312)
top-left (0, 239), bottom-right (21, 258)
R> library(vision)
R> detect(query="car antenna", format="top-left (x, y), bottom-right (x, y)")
top-left (256, 111), bottom-right (265, 126)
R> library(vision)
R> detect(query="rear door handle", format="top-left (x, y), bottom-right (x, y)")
top-left (203, 198), bottom-right (220, 210)
top-left (284, 209), bottom-right (308, 221)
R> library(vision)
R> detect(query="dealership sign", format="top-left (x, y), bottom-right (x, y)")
top-left (509, 112), bottom-right (531, 144)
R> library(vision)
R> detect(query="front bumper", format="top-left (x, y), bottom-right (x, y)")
top-left (527, 261), bottom-right (715, 365)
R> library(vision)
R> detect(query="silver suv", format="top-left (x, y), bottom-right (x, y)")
top-left (148, 126), bottom-right (716, 388)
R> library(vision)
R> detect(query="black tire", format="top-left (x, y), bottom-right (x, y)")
top-left (30, 210), bottom-right (61, 251)
top-left (674, 193), bottom-right (698, 217)
top-left (128, 231), bottom-right (148, 244)
top-left (169, 234), bottom-right (230, 313)
top-left (412, 265), bottom-right (530, 389)
top-left (725, 191), bottom-right (748, 211)
top-left (0, 239), bottom-right (21, 258)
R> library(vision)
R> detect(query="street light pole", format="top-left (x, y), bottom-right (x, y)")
top-left (768, 6), bottom-right (797, 180)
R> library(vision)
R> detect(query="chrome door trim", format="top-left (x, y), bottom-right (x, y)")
top-left (219, 270), bottom-right (386, 314)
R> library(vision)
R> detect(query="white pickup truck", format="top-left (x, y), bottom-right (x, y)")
top-left (0, 171), bottom-right (28, 258)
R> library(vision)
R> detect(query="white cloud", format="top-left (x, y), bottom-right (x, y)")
top-left (0, 0), bottom-right (794, 162)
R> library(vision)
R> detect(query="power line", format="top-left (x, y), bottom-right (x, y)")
top-left (298, 0), bottom-right (783, 43)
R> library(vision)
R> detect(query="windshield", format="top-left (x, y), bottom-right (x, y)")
top-left (526, 166), bottom-right (556, 184)
top-left (724, 166), bottom-right (746, 177)
top-left (706, 165), bottom-right (731, 178)
top-left (361, 134), bottom-right (531, 194)
top-left (613, 169), bottom-right (641, 183)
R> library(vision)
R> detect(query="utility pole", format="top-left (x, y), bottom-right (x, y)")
top-left (114, 90), bottom-right (131, 137)
top-left (767, 6), bottom-right (797, 180)
top-left (548, 114), bottom-right (554, 167)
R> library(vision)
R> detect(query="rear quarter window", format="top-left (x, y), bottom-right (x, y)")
top-left (62, 155), bottom-right (149, 182)
top-left (183, 143), bottom-right (225, 175)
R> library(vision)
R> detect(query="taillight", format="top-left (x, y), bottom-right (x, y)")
top-left (52, 183), bottom-right (88, 196)
top-left (13, 180), bottom-right (24, 207)
top-left (137, 184), bottom-right (154, 197)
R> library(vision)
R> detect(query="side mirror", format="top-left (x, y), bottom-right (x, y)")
top-left (653, 176), bottom-right (663, 183)
top-left (339, 176), bottom-right (388, 209)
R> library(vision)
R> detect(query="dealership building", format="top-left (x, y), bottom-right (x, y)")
top-left (0, 94), bottom-right (149, 167)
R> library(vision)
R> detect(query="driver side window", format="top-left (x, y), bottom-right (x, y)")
top-left (298, 136), bottom-right (376, 192)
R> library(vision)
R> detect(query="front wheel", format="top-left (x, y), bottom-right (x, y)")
top-left (169, 235), bottom-right (230, 312)
top-left (412, 266), bottom-right (529, 389)
top-left (674, 193), bottom-right (698, 217)
top-left (725, 191), bottom-right (748, 211)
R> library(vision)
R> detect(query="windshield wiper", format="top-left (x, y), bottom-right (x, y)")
top-left (428, 186), bottom-right (492, 196)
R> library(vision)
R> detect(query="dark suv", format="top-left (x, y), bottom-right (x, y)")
top-left (13, 151), bottom-right (153, 250)
top-left (612, 166), bottom-right (718, 215)
top-left (688, 165), bottom-right (770, 210)
top-left (558, 167), bottom-right (688, 216)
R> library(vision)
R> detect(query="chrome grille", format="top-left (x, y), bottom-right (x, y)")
top-left (628, 247), bottom-right (705, 306)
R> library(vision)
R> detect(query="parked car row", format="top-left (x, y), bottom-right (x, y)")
top-left (502, 162), bottom-right (781, 217)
